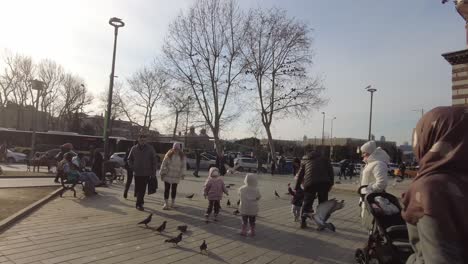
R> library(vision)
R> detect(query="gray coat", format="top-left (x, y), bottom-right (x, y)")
top-left (128, 144), bottom-right (158, 177)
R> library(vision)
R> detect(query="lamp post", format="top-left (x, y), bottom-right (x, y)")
top-left (321, 112), bottom-right (325, 145)
top-left (412, 108), bottom-right (424, 119)
top-left (330, 117), bottom-right (336, 160)
top-left (30, 79), bottom-right (45, 159)
top-left (365, 85), bottom-right (377, 141)
top-left (104, 17), bottom-right (125, 160)
top-left (184, 96), bottom-right (191, 148)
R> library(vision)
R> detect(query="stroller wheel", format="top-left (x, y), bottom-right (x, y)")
top-left (354, 249), bottom-right (366, 263)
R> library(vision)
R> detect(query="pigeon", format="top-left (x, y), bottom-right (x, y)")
top-left (311, 199), bottom-right (345, 232)
top-left (155, 221), bottom-right (167, 232)
top-left (137, 213), bottom-right (152, 227)
top-left (165, 233), bottom-right (183, 246)
top-left (237, 199), bottom-right (240, 206)
top-left (200, 240), bottom-right (208, 254)
top-left (233, 209), bottom-right (240, 215)
top-left (177, 225), bottom-right (188, 233)
top-left (227, 199), bottom-right (231, 207)
top-left (186, 194), bottom-right (195, 199)
top-left (226, 185), bottom-right (231, 189)
top-left (274, 190), bottom-right (280, 198)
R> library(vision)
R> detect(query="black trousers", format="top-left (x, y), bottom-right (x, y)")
top-left (124, 168), bottom-right (135, 196)
top-left (302, 182), bottom-right (331, 215)
top-left (134, 176), bottom-right (149, 207)
top-left (206, 200), bottom-right (221, 215)
top-left (164, 182), bottom-right (178, 200)
top-left (241, 215), bottom-right (256, 227)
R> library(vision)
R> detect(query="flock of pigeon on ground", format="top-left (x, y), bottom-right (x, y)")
top-left (136, 183), bottom-right (344, 255)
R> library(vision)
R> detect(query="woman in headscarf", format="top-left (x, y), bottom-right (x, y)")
top-left (402, 106), bottom-right (468, 263)
top-left (160, 143), bottom-right (186, 210)
top-left (359, 140), bottom-right (390, 228)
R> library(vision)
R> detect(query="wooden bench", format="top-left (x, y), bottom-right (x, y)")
top-left (58, 170), bottom-right (84, 197)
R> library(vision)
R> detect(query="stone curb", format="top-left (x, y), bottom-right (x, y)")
top-left (0, 185), bottom-right (60, 189)
top-left (0, 186), bottom-right (62, 234)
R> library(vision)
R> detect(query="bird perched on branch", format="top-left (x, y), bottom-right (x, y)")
top-left (165, 233), bottom-right (183, 246)
top-left (137, 213), bottom-right (152, 227)
top-left (155, 221), bottom-right (167, 233)
top-left (186, 194), bottom-right (195, 199)
top-left (200, 240), bottom-right (208, 254)
top-left (177, 225), bottom-right (188, 233)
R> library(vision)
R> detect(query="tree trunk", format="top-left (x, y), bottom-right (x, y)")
top-left (264, 123), bottom-right (276, 162)
top-left (172, 111), bottom-right (179, 138)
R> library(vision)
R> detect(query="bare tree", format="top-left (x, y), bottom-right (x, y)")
top-left (57, 73), bottom-right (93, 131)
top-left (163, 0), bottom-right (247, 155)
top-left (37, 59), bottom-right (65, 127)
top-left (127, 65), bottom-right (167, 131)
top-left (242, 8), bottom-right (325, 160)
top-left (162, 85), bottom-right (194, 138)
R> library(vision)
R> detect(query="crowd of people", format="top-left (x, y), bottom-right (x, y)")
top-left (4, 105), bottom-right (464, 263)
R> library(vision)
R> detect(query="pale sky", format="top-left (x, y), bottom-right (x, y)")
top-left (0, 0), bottom-right (463, 145)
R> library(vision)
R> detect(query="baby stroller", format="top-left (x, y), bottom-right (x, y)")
top-left (355, 185), bottom-right (413, 264)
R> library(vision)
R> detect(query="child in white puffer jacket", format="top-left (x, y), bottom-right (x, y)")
top-left (238, 173), bottom-right (261, 237)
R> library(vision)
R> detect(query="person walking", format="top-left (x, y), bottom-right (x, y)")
top-left (193, 149), bottom-right (201, 178)
top-left (398, 162), bottom-right (406, 182)
top-left (215, 151), bottom-right (227, 176)
top-left (296, 148), bottom-right (334, 229)
top-left (270, 158), bottom-right (276, 175)
top-left (359, 140), bottom-right (390, 228)
top-left (402, 106), bottom-right (468, 263)
top-left (92, 151), bottom-right (103, 181)
top-left (123, 142), bottom-right (137, 199)
top-left (203, 167), bottom-right (229, 222)
top-left (128, 135), bottom-right (158, 211)
top-left (160, 143), bottom-right (186, 210)
top-left (238, 173), bottom-right (261, 237)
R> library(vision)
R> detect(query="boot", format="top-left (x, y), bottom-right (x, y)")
top-left (163, 200), bottom-right (170, 210)
top-left (171, 199), bottom-right (178, 209)
top-left (205, 213), bottom-right (210, 222)
top-left (248, 226), bottom-right (256, 237)
top-left (240, 224), bottom-right (247, 236)
top-left (214, 214), bottom-right (218, 222)
top-left (300, 215), bottom-right (308, 229)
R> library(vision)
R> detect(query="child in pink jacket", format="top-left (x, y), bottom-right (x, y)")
top-left (204, 167), bottom-right (229, 221)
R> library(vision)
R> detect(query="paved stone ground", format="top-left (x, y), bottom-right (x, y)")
top-left (0, 173), bottom-right (369, 264)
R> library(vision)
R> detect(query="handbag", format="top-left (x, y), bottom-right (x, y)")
top-left (147, 175), bottom-right (158, 195)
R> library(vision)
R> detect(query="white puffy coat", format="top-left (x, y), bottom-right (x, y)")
top-left (238, 174), bottom-right (261, 216)
top-left (160, 153), bottom-right (186, 184)
top-left (360, 147), bottom-right (390, 193)
top-left (360, 147), bottom-right (390, 225)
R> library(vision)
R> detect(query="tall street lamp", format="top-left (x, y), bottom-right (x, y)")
top-left (184, 96), bottom-right (192, 148)
top-left (30, 79), bottom-right (45, 158)
top-left (104, 17), bottom-right (125, 160)
top-left (365, 85), bottom-right (377, 141)
top-left (412, 108), bottom-right (424, 119)
top-left (321, 112), bottom-right (325, 145)
top-left (330, 117), bottom-right (336, 160)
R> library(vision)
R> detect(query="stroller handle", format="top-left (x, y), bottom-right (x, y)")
top-left (357, 185), bottom-right (368, 198)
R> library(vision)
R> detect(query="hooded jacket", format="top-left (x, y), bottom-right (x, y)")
top-left (238, 174), bottom-right (261, 216)
top-left (360, 147), bottom-right (390, 193)
top-left (204, 167), bottom-right (228, 200)
top-left (296, 151), bottom-right (334, 192)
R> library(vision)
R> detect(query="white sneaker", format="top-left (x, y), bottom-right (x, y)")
top-left (171, 200), bottom-right (178, 209)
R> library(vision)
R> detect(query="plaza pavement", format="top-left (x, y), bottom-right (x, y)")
top-left (0, 172), bottom-right (411, 264)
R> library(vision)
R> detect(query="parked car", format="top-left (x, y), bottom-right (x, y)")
top-left (186, 153), bottom-right (216, 170)
top-left (234, 157), bottom-right (266, 173)
top-left (6, 149), bottom-right (27, 163)
top-left (331, 162), bottom-right (341, 176)
top-left (387, 163), bottom-right (399, 176)
top-left (110, 152), bottom-right (126, 167)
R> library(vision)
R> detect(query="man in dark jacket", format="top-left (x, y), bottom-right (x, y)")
top-left (296, 150), bottom-right (334, 228)
top-left (128, 135), bottom-right (158, 211)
